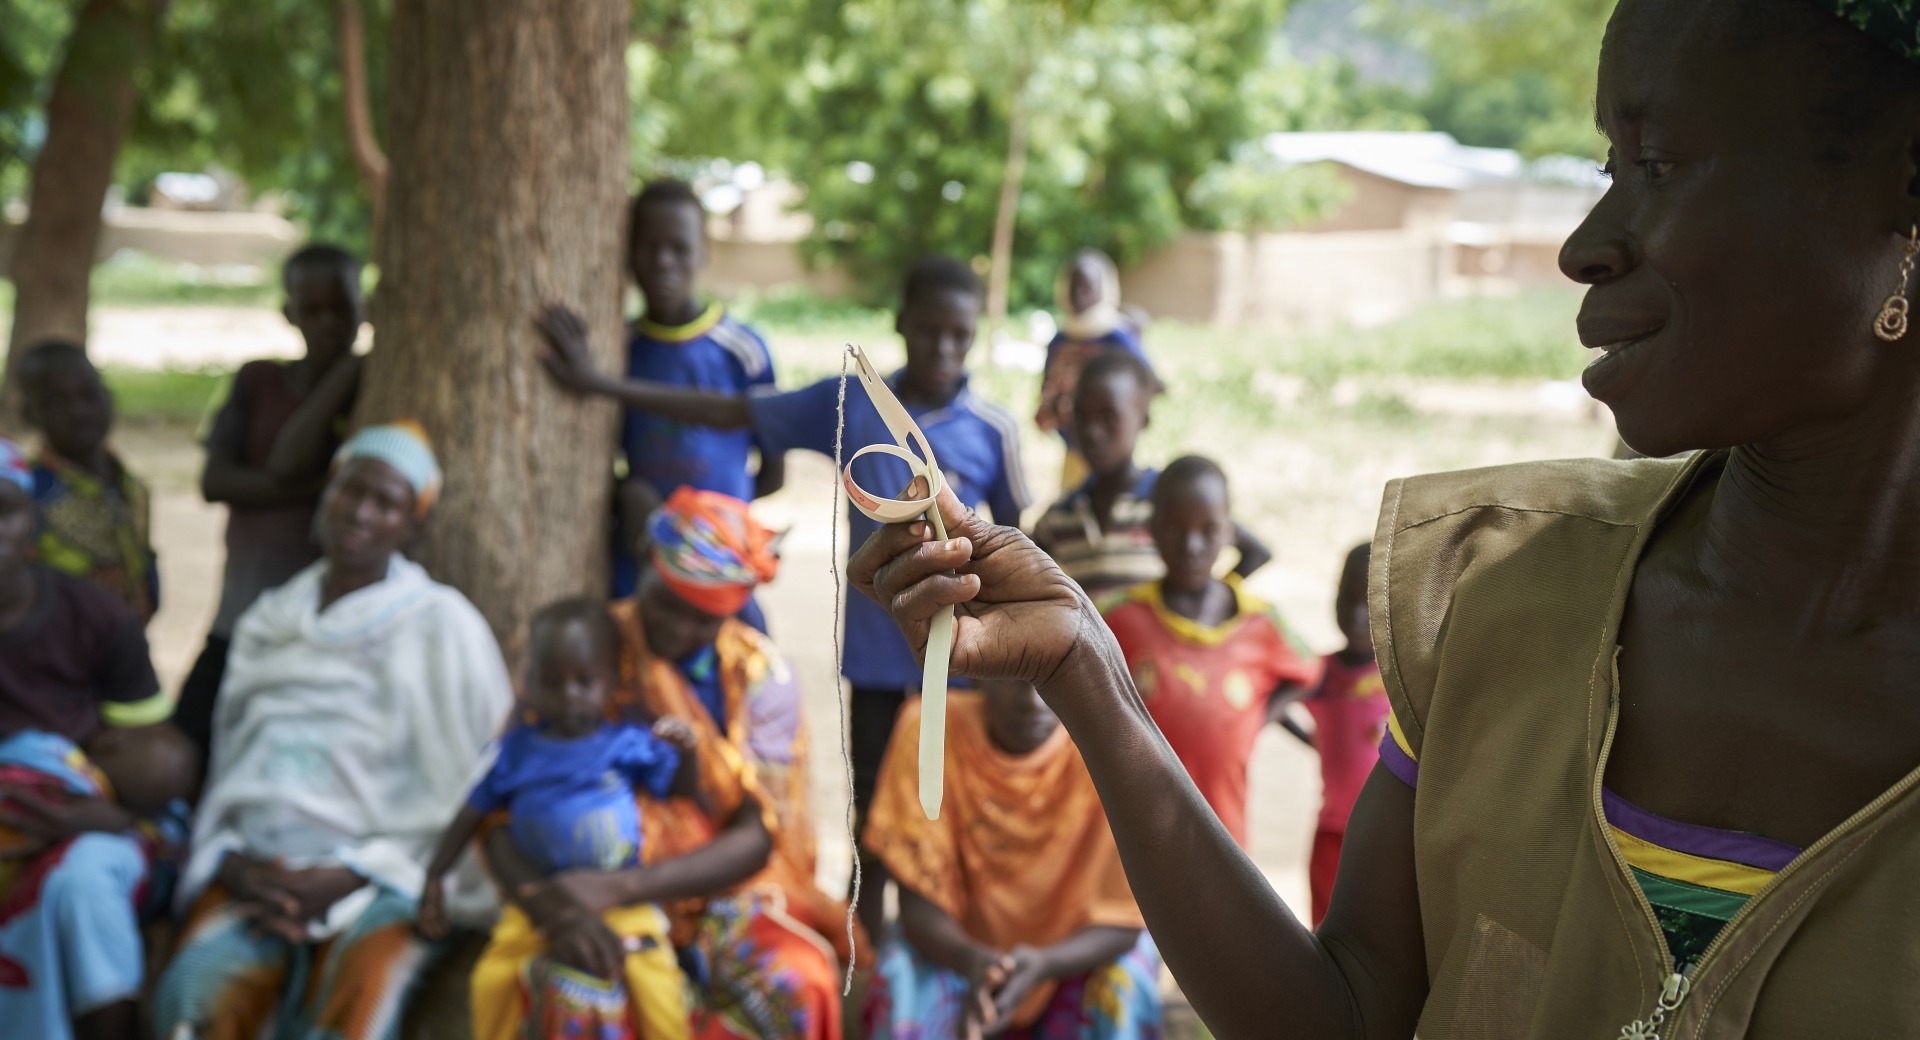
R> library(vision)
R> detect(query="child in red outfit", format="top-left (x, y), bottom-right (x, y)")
top-left (1299, 543), bottom-right (1386, 927)
top-left (1102, 456), bottom-right (1321, 849)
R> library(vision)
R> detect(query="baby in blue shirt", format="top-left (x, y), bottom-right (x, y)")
top-left (417, 597), bottom-right (698, 939)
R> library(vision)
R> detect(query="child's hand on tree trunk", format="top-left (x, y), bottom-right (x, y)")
top-left (534, 302), bottom-right (607, 395)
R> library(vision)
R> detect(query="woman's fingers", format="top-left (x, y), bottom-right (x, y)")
top-left (871, 537), bottom-right (975, 604)
top-left (850, 485), bottom-right (989, 593)
top-left (890, 572), bottom-right (983, 622)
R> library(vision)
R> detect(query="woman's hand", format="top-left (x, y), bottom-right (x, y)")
top-left (0, 785), bottom-right (134, 845)
top-left (534, 302), bottom-right (608, 396)
top-left (546, 914), bottom-right (627, 981)
top-left (219, 852), bottom-right (303, 938)
top-left (217, 855), bottom-right (364, 941)
top-left (984, 946), bottom-right (1053, 1033)
top-left (960, 948), bottom-right (1008, 1040)
top-left (849, 484), bottom-right (1098, 690)
top-left (276, 865), bottom-right (366, 927)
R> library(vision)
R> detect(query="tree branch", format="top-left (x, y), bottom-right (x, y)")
top-left (985, 65), bottom-right (1034, 343)
top-left (338, 0), bottom-right (388, 234)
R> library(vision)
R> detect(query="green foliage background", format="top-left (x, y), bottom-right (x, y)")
top-left (2, 0), bottom-right (1615, 310)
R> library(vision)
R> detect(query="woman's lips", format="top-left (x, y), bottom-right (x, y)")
top-left (1577, 316), bottom-right (1665, 351)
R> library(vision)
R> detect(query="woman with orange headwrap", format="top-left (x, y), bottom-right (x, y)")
top-left (484, 488), bottom-right (854, 1040)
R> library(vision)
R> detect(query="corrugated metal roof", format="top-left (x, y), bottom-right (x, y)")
top-left (1262, 131), bottom-right (1528, 191)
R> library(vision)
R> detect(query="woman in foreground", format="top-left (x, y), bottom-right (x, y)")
top-left (852, 1), bottom-right (1920, 1035)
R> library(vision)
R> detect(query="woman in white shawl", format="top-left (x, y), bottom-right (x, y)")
top-left (155, 422), bottom-right (512, 1040)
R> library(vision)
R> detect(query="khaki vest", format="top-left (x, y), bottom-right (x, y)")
top-left (1372, 452), bottom-right (1920, 1039)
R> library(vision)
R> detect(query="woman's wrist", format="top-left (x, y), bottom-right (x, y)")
top-left (1038, 620), bottom-right (1138, 731)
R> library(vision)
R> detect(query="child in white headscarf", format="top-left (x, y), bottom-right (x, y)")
top-left (1036, 249), bottom-right (1157, 490)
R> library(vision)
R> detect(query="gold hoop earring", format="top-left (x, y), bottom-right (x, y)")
top-left (1874, 224), bottom-right (1919, 343)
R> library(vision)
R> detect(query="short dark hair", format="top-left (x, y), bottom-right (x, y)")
top-left (283, 243), bottom-right (361, 293)
top-left (1153, 454), bottom-right (1229, 512)
top-left (1074, 348), bottom-right (1155, 406)
top-left (1341, 541), bottom-right (1370, 589)
top-left (529, 596), bottom-right (620, 668)
top-left (17, 338), bottom-right (93, 388)
top-left (900, 254), bottom-right (983, 312)
top-left (628, 179), bottom-right (707, 245)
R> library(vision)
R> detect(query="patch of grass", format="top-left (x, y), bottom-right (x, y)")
top-left (92, 252), bottom-right (279, 309)
top-left (1146, 291), bottom-right (1586, 388)
top-left (101, 364), bottom-right (232, 427)
top-left (732, 288), bottom-right (891, 333)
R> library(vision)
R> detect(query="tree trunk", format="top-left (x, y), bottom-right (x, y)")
top-left (985, 84), bottom-right (1032, 344)
top-left (0, 0), bottom-right (163, 433)
top-left (337, 0), bottom-right (388, 243)
top-left (355, 0), bottom-right (628, 666)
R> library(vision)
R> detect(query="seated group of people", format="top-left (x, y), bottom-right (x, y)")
top-left (0, 199), bottom-right (1375, 1040)
top-left (0, 416), bottom-right (864, 1040)
top-left (0, 323), bottom-right (1165, 1040)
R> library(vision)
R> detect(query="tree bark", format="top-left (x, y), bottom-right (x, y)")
top-left (985, 76), bottom-right (1033, 344)
top-left (356, 0), bottom-right (628, 666)
top-left (0, 0), bottom-right (163, 433)
top-left (337, 0), bottom-right (388, 242)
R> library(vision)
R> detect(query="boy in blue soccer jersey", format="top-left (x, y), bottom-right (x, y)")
top-left (538, 180), bottom-right (783, 614)
top-left (539, 254), bottom-right (1031, 938)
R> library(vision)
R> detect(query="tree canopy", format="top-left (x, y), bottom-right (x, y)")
top-left (1, 0), bottom-right (1616, 312)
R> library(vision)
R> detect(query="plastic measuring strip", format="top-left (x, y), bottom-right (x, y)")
top-left (839, 344), bottom-right (954, 820)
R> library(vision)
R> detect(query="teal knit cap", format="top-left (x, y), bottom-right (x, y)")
top-left (1817, 0), bottom-right (1920, 62)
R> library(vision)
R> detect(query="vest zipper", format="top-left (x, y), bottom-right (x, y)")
top-left (1597, 674), bottom-right (1920, 1040)
top-left (1615, 971), bottom-right (1689, 1040)
top-left (1595, 692), bottom-right (1688, 1038)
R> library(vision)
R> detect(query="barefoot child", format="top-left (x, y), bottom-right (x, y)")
top-left (420, 597), bottom-right (699, 1040)
top-left (19, 340), bottom-right (158, 622)
top-left (1299, 543), bottom-right (1386, 927)
top-left (1101, 455), bottom-right (1322, 850)
top-left (539, 180), bottom-right (783, 615)
top-left (1031, 350), bottom-right (1270, 600)
top-left (538, 254), bottom-right (1031, 939)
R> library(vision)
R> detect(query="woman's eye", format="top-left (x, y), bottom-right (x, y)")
top-left (1639, 159), bottom-right (1676, 181)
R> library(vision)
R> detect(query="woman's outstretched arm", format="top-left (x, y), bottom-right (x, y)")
top-left (849, 486), bottom-right (1428, 1040)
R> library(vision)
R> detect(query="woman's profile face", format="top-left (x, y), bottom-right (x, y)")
top-left (317, 458), bottom-right (419, 571)
top-left (1560, 0), bottom-right (1920, 458)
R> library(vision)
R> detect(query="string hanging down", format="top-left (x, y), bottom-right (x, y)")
top-left (835, 343), bottom-right (957, 822)
top-left (830, 347), bottom-right (860, 994)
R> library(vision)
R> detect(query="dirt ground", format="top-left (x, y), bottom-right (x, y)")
top-left (106, 304), bottom-right (1617, 925)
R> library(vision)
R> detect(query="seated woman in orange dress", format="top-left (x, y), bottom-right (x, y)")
top-left (862, 678), bottom-right (1161, 1040)
top-left (480, 488), bottom-right (852, 1040)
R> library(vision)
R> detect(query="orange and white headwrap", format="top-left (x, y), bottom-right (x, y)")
top-left (333, 419), bottom-right (442, 517)
top-left (649, 487), bottom-right (779, 617)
